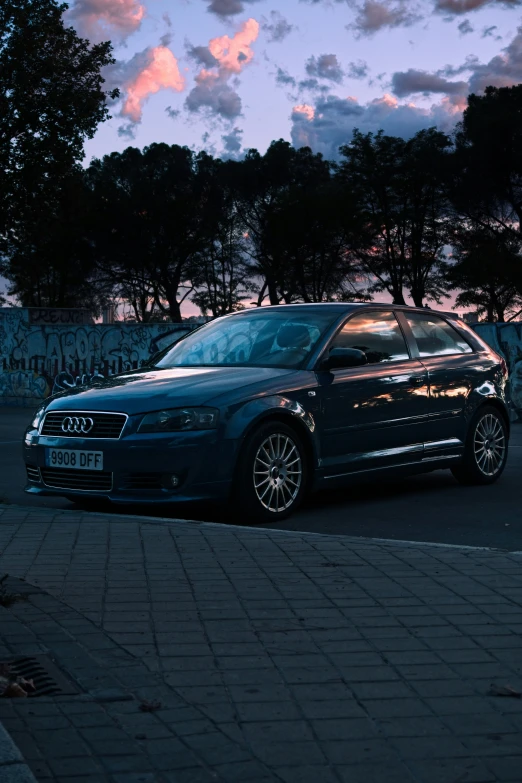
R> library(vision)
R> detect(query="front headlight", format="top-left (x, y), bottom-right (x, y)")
top-left (137, 407), bottom-right (219, 433)
top-left (31, 405), bottom-right (46, 430)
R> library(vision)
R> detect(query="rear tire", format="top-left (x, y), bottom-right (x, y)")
top-left (234, 421), bottom-right (309, 524)
top-left (451, 405), bottom-right (508, 486)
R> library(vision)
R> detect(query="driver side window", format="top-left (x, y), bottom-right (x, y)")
top-left (332, 311), bottom-right (410, 364)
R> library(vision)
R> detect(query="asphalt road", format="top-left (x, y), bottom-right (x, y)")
top-left (1, 405), bottom-right (521, 550)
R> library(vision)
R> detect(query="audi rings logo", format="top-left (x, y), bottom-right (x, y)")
top-left (61, 416), bottom-right (95, 434)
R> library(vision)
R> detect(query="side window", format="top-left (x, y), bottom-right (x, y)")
top-left (331, 311), bottom-right (410, 364)
top-left (405, 312), bottom-right (473, 357)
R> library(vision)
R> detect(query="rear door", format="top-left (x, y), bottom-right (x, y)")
top-left (397, 310), bottom-right (478, 459)
top-left (317, 310), bottom-right (431, 477)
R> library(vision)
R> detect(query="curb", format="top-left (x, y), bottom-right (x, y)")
top-left (1, 502), bottom-right (521, 554)
top-left (0, 721), bottom-right (37, 783)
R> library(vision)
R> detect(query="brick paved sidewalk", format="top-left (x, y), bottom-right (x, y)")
top-left (0, 504), bottom-right (522, 783)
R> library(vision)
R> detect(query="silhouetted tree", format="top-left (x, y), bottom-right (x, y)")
top-left (0, 0), bottom-right (118, 306)
top-left (337, 128), bottom-right (452, 307)
top-left (0, 0), bottom-right (117, 237)
top-left (3, 168), bottom-right (112, 313)
top-left (449, 226), bottom-right (522, 322)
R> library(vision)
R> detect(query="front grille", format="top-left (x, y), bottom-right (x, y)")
top-left (41, 468), bottom-right (112, 492)
top-left (41, 412), bottom-right (127, 439)
top-left (26, 465), bottom-right (41, 482)
top-left (119, 473), bottom-right (164, 490)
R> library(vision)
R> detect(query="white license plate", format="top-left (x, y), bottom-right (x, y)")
top-left (45, 448), bottom-right (103, 471)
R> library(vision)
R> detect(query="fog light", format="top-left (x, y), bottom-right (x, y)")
top-left (169, 474), bottom-right (180, 488)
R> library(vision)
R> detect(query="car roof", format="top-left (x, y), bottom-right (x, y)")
top-left (240, 302), bottom-right (458, 319)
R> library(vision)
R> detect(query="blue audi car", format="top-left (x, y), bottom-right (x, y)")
top-left (23, 303), bottom-right (509, 522)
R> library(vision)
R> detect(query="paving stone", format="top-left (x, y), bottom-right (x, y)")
top-left (4, 505), bottom-right (522, 782)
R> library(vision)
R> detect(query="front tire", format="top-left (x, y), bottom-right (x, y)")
top-left (234, 422), bottom-right (309, 523)
top-left (451, 405), bottom-right (508, 486)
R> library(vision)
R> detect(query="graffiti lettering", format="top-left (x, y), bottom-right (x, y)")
top-left (0, 309), bottom-right (194, 406)
top-left (28, 308), bottom-right (93, 326)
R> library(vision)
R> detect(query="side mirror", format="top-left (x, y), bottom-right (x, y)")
top-left (323, 347), bottom-right (368, 370)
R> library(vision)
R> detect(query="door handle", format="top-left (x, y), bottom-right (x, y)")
top-left (410, 375), bottom-right (427, 386)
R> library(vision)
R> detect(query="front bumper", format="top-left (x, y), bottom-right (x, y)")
top-left (23, 428), bottom-right (237, 505)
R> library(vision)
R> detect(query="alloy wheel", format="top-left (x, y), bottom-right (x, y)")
top-left (253, 433), bottom-right (303, 513)
top-left (473, 413), bottom-right (506, 477)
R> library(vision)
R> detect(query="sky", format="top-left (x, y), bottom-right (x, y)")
top-left (66, 0), bottom-right (522, 164)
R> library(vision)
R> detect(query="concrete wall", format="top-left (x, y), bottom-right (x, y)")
top-left (473, 323), bottom-right (522, 419)
top-left (0, 308), bottom-right (193, 407)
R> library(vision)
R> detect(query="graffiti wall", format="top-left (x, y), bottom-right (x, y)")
top-left (474, 323), bottom-right (522, 419)
top-left (0, 308), bottom-right (194, 407)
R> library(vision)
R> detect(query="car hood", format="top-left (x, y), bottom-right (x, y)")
top-left (45, 366), bottom-right (301, 415)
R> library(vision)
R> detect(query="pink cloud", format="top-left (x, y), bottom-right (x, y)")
top-left (66, 0), bottom-right (145, 42)
top-left (208, 18), bottom-right (260, 74)
top-left (122, 46), bottom-right (185, 122)
top-left (292, 104), bottom-right (316, 120)
top-left (185, 18), bottom-right (260, 119)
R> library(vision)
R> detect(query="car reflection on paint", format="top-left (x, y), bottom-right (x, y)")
top-left (23, 304), bottom-right (510, 523)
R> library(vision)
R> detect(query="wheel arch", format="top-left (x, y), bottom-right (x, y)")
top-left (232, 407), bottom-right (318, 483)
top-left (471, 396), bottom-right (510, 435)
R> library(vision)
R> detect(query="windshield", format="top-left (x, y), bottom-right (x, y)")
top-left (156, 309), bottom-right (338, 370)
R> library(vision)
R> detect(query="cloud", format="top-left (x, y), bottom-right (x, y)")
top-left (185, 71), bottom-right (243, 117)
top-left (204, 0), bottom-right (260, 17)
top-left (434, 0), bottom-right (522, 14)
top-left (187, 45), bottom-right (219, 68)
top-left (117, 123), bottom-right (137, 139)
top-left (261, 10), bottom-right (294, 42)
top-left (481, 25), bottom-right (502, 40)
top-left (207, 18), bottom-right (260, 73)
top-left (392, 68), bottom-right (468, 97)
top-left (65, 0), bottom-right (145, 42)
top-left (113, 46), bottom-right (185, 123)
top-left (293, 104), bottom-right (316, 121)
top-left (348, 1), bottom-right (421, 36)
top-left (165, 106), bottom-right (181, 119)
top-left (466, 24), bottom-right (522, 92)
top-left (185, 18), bottom-right (260, 120)
top-left (436, 24), bottom-right (522, 93)
top-left (458, 19), bottom-right (473, 34)
top-left (221, 127), bottom-right (244, 158)
top-left (305, 54), bottom-right (344, 83)
top-left (347, 60), bottom-right (370, 79)
top-left (290, 92), bottom-right (466, 159)
top-left (275, 67), bottom-right (297, 87)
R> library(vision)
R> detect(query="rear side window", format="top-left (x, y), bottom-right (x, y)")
top-left (405, 312), bottom-right (473, 357)
top-left (332, 311), bottom-right (410, 364)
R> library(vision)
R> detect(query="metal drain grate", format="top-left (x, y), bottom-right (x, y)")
top-left (5, 655), bottom-right (81, 697)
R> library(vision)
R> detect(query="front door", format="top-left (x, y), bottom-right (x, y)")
top-left (317, 310), bottom-right (431, 477)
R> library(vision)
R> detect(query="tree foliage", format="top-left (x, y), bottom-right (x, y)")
top-left (0, 0), bottom-right (117, 233)
top-left (337, 128), bottom-right (452, 308)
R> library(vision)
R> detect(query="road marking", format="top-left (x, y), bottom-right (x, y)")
top-left (0, 440), bottom-right (22, 445)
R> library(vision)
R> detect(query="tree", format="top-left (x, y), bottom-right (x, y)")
top-left (452, 85), bottom-right (522, 244)
top-left (449, 226), bottom-right (522, 322)
top-left (225, 140), bottom-right (339, 305)
top-left (3, 167), bottom-right (113, 313)
top-left (190, 168), bottom-right (253, 317)
top-left (337, 128), bottom-right (452, 307)
top-left (0, 0), bottom-right (118, 307)
top-left (0, 0), bottom-right (117, 234)
top-left (87, 144), bottom-right (229, 322)
top-left (263, 174), bottom-right (365, 303)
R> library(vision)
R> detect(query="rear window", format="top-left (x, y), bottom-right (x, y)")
top-left (405, 312), bottom-right (473, 357)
